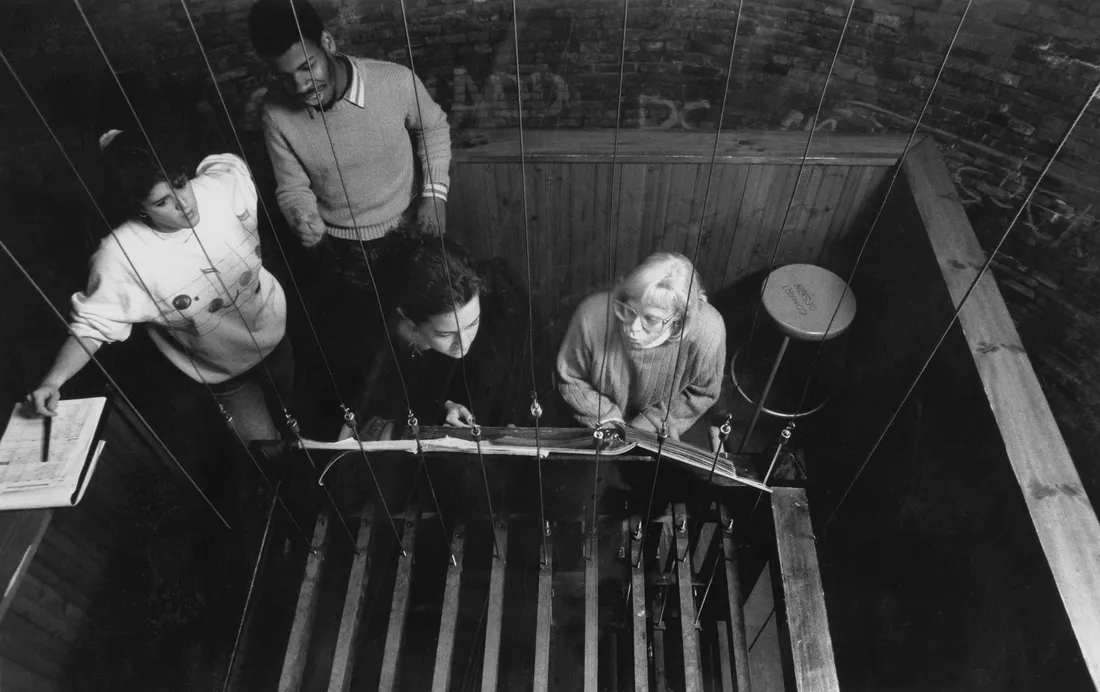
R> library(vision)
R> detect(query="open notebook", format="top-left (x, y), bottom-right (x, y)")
top-left (0, 397), bottom-right (108, 510)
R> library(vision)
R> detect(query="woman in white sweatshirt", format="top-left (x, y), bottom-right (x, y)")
top-left (28, 129), bottom-right (290, 451)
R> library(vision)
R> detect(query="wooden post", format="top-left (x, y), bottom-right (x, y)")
top-left (653, 629), bottom-right (668, 692)
top-left (719, 504), bottom-right (751, 692)
top-left (584, 527), bottom-right (599, 692)
top-left (674, 503), bottom-right (702, 692)
top-left (327, 503), bottom-right (377, 692)
top-left (533, 529), bottom-right (554, 692)
top-left (630, 515), bottom-right (649, 692)
top-left (377, 505), bottom-right (420, 692)
top-left (692, 521), bottom-right (717, 576)
top-left (278, 512), bottom-right (330, 692)
top-left (655, 504), bottom-right (674, 573)
top-left (480, 507), bottom-right (509, 692)
top-left (431, 522), bottom-right (466, 692)
top-left (771, 489), bottom-right (839, 692)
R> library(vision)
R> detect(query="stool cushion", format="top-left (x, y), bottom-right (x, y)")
top-left (761, 264), bottom-right (856, 341)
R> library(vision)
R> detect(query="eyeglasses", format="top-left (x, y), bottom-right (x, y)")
top-left (613, 300), bottom-right (677, 332)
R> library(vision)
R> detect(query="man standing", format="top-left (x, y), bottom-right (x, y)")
top-left (248, 0), bottom-right (451, 249)
top-left (248, 0), bottom-right (452, 401)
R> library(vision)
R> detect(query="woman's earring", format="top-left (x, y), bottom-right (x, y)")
top-left (137, 211), bottom-right (148, 219)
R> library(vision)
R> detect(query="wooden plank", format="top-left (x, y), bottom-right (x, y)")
top-left (480, 507), bottom-right (509, 692)
top-left (720, 505), bottom-right (751, 692)
top-left (744, 562), bottom-right (783, 692)
top-left (653, 628), bottom-right (668, 692)
top-left (716, 621), bottom-right (735, 692)
top-left (904, 139), bottom-right (1100, 686)
top-left (533, 531), bottom-right (553, 692)
top-left (278, 512), bottom-right (330, 692)
top-left (674, 503), bottom-right (702, 692)
top-left (0, 654), bottom-right (63, 692)
top-left (771, 488), bottom-right (839, 692)
top-left (0, 510), bottom-right (53, 625)
top-left (453, 130), bottom-right (912, 165)
top-left (327, 503), bottom-right (377, 692)
top-left (614, 163), bottom-right (648, 282)
top-left (711, 164), bottom-right (752, 290)
top-left (655, 504), bottom-right (675, 577)
top-left (630, 515), bottom-right (649, 692)
top-left (804, 165), bottom-right (851, 266)
top-left (11, 572), bottom-right (84, 644)
top-left (431, 522), bottom-right (466, 692)
top-left (724, 164), bottom-right (773, 286)
top-left (692, 521), bottom-right (717, 576)
top-left (584, 527), bottom-right (599, 692)
top-left (378, 504), bottom-right (420, 692)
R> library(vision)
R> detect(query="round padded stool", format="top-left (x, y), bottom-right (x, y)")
top-left (732, 263), bottom-right (857, 449)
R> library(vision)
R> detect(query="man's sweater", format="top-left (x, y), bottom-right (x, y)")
top-left (262, 56), bottom-right (452, 242)
top-left (556, 292), bottom-right (726, 439)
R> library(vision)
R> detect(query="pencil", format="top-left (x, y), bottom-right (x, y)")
top-left (42, 415), bottom-right (52, 463)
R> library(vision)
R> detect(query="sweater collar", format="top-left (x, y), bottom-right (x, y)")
top-left (339, 54), bottom-right (366, 109)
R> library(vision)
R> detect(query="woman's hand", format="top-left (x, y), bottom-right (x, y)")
top-left (27, 385), bottom-right (61, 417)
top-left (443, 400), bottom-right (474, 427)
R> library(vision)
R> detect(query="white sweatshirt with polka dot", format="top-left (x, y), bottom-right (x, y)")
top-left (69, 154), bottom-right (287, 384)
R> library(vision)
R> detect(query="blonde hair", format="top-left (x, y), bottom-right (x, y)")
top-left (617, 252), bottom-right (707, 334)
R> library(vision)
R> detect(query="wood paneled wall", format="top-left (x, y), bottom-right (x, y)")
top-left (449, 131), bottom-right (910, 335)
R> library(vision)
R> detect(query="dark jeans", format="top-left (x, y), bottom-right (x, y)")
top-left (209, 336), bottom-right (295, 447)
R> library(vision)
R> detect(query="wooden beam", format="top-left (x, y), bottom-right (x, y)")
top-left (279, 512), bottom-right (330, 692)
top-left (431, 522), bottom-right (466, 692)
top-left (653, 628), bottom-right (668, 692)
top-left (674, 503), bottom-right (703, 692)
top-left (584, 527), bottom-right (598, 692)
top-left (378, 504), bottom-right (420, 692)
top-left (327, 503), bottom-right (377, 692)
top-left (629, 515), bottom-right (649, 692)
top-left (716, 621), bottom-right (735, 692)
top-left (480, 507), bottom-right (509, 692)
top-left (772, 488), bottom-right (839, 692)
top-left (904, 139), bottom-right (1100, 686)
top-left (655, 505), bottom-right (674, 573)
top-left (0, 510), bottom-right (53, 625)
top-left (692, 521), bottom-right (717, 576)
top-left (533, 530), bottom-right (554, 692)
top-left (454, 130), bottom-right (915, 166)
top-left (720, 505), bottom-right (751, 692)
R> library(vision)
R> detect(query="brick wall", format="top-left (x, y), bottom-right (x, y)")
top-left (2, 0), bottom-right (1100, 486)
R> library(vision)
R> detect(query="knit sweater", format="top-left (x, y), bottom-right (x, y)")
top-left (556, 292), bottom-right (726, 439)
top-left (262, 56), bottom-right (452, 243)
top-left (69, 154), bottom-right (287, 384)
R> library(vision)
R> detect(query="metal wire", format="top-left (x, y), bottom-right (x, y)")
top-left (394, 0), bottom-right (497, 561)
top-left (736, 0), bottom-right (857, 453)
top-left (72, 0), bottom-right (361, 548)
top-left (790, 0), bottom-right (975, 420)
top-left (590, 0), bottom-right (632, 554)
top-left (284, 0), bottom-right (450, 556)
top-left (0, 48), bottom-right (230, 529)
top-left (824, 74), bottom-right (1100, 530)
top-left (635, 0), bottom-right (744, 570)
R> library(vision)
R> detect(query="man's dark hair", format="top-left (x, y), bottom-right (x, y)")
top-left (99, 129), bottom-right (192, 225)
top-left (379, 231), bottom-right (484, 324)
top-left (248, 0), bottom-right (326, 59)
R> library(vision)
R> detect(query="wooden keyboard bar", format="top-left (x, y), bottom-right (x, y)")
top-left (533, 531), bottom-right (554, 692)
top-left (278, 512), bottom-right (330, 692)
top-left (480, 508), bottom-right (509, 692)
top-left (584, 527), bottom-right (599, 692)
top-left (328, 503), bottom-right (377, 692)
top-left (771, 488), bottom-right (839, 692)
top-left (653, 628), bottom-right (668, 692)
top-left (630, 515), bottom-right (649, 692)
top-left (716, 621), bottom-right (735, 692)
top-left (655, 504), bottom-right (674, 576)
top-left (378, 504), bottom-right (420, 692)
top-left (720, 504), bottom-right (751, 692)
top-left (431, 522), bottom-right (466, 692)
top-left (675, 503), bottom-right (703, 692)
top-left (692, 520), bottom-right (717, 575)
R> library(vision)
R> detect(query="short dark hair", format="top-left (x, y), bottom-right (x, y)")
top-left (99, 130), bottom-right (191, 224)
top-left (248, 0), bottom-right (326, 59)
top-left (380, 232), bottom-right (484, 324)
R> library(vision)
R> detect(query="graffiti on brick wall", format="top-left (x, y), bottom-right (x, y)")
top-left (450, 66), bottom-right (570, 125)
top-left (637, 96), bottom-right (711, 129)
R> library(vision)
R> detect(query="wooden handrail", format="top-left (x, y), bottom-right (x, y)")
top-left (453, 129), bottom-right (920, 166)
top-left (904, 138), bottom-right (1100, 687)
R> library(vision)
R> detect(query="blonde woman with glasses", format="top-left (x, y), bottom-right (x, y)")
top-left (556, 252), bottom-right (726, 442)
